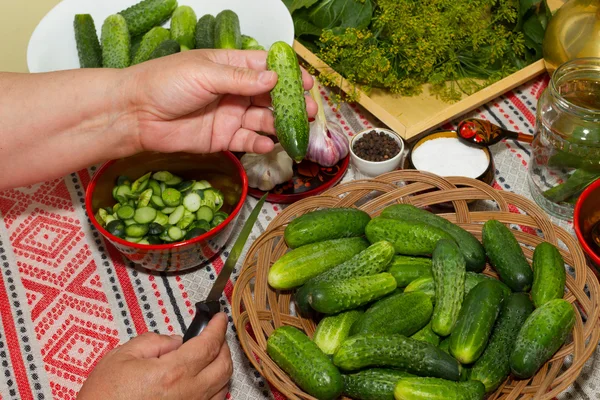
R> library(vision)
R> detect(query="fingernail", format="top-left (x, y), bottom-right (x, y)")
top-left (259, 71), bottom-right (276, 85)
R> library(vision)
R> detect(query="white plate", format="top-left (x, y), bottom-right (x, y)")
top-left (27, 0), bottom-right (294, 73)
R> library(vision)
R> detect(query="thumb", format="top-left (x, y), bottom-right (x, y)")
top-left (201, 63), bottom-right (278, 97)
top-left (118, 332), bottom-right (182, 359)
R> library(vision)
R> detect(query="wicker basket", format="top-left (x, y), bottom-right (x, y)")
top-left (232, 171), bottom-right (600, 400)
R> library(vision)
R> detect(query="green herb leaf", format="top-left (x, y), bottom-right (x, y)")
top-left (283, 0), bottom-right (321, 14)
top-left (307, 0), bottom-right (373, 30)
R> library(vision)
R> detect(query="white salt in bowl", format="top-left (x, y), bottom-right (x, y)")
top-left (408, 130), bottom-right (494, 185)
top-left (350, 128), bottom-right (405, 177)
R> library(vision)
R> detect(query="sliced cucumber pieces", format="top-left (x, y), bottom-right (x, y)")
top-left (134, 207), bottom-right (157, 224)
top-left (162, 188), bottom-right (181, 207)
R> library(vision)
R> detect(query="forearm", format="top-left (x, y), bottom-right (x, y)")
top-left (0, 69), bottom-right (140, 190)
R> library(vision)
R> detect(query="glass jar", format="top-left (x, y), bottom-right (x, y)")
top-left (528, 58), bottom-right (600, 219)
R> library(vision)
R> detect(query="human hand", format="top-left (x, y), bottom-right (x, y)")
top-left (125, 49), bottom-right (317, 155)
top-left (77, 313), bottom-right (232, 400)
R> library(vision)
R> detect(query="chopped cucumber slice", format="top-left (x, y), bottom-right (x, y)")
top-left (196, 206), bottom-right (214, 222)
top-left (204, 188), bottom-right (224, 211)
top-left (125, 224), bottom-right (149, 238)
top-left (151, 195), bottom-right (165, 208)
top-left (98, 208), bottom-right (109, 223)
top-left (183, 192), bottom-right (202, 212)
top-left (153, 211), bottom-right (169, 226)
top-left (159, 182), bottom-right (167, 194)
top-left (162, 188), bottom-right (182, 207)
top-left (112, 186), bottom-right (119, 200)
top-left (137, 239), bottom-right (150, 245)
top-left (137, 189), bottom-right (153, 208)
top-left (147, 236), bottom-right (162, 245)
top-left (167, 226), bottom-right (184, 241)
top-left (211, 211), bottom-right (228, 227)
top-left (131, 172), bottom-right (152, 192)
top-left (104, 215), bottom-right (117, 225)
top-left (115, 185), bottom-right (132, 200)
top-left (168, 205), bottom-right (185, 225)
top-left (184, 227), bottom-right (207, 240)
top-left (125, 236), bottom-right (142, 243)
top-left (94, 211), bottom-right (106, 227)
top-left (161, 206), bottom-right (177, 214)
top-left (123, 218), bottom-right (137, 226)
top-left (176, 180), bottom-right (195, 193)
top-left (113, 203), bottom-right (121, 213)
top-left (104, 206), bottom-right (114, 215)
top-left (148, 222), bottom-right (165, 235)
top-left (159, 228), bottom-right (175, 242)
top-left (165, 175), bottom-right (183, 186)
top-left (177, 214), bottom-right (195, 229)
top-left (106, 220), bottom-right (126, 237)
top-left (152, 171), bottom-right (174, 182)
top-left (134, 207), bottom-right (157, 224)
top-left (192, 180), bottom-right (211, 190)
top-left (116, 175), bottom-right (131, 186)
top-left (192, 219), bottom-right (211, 231)
top-left (117, 205), bottom-right (135, 220)
top-left (148, 179), bottom-right (162, 196)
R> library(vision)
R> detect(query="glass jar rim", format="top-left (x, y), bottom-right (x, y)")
top-left (550, 57), bottom-right (600, 117)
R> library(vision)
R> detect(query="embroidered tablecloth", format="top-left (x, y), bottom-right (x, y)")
top-left (0, 75), bottom-right (596, 400)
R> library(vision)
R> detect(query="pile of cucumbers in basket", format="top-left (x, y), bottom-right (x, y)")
top-left (94, 170), bottom-right (229, 245)
top-left (74, 0), bottom-right (264, 69)
top-left (267, 205), bottom-right (574, 400)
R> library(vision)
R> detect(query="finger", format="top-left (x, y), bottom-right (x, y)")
top-left (209, 386), bottom-right (229, 400)
top-left (195, 341), bottom-right (233, 397)
top-left (242, 107), bottom-right (275, 134)
top-left (117, 332), bottom-right (182, 359)
top-left (301, 68), bottom-right (315, 90)
top-left (199, 63), bottom-right (278, 97)
top-left (229, 128), bottom-right (275, 153)
top-left (251, 94), bottom-right (318, 120)
top-left (165, 312), bottom-right (228, 374)
top-left (305, 94), bottom-right (318, 119)
top-left (202, 49), bottom-right (269, 71)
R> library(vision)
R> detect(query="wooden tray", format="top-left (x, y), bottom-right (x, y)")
top-left (293, 0), bottom-right (564, 143)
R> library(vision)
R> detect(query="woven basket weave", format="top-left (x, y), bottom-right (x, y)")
top-left (232, 171), bottom-right (600, 400)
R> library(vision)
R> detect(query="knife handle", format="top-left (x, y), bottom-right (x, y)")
top-left (182, 300), bottom-right (221, 343)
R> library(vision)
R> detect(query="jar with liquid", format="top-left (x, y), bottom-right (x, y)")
top-left (528, 58), bottom-right (600, 219)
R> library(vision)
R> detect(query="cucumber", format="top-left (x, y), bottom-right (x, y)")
top-left (267, 326), bottom-right (343, 400)
top-left (313, 310), bottom-right (363, 355)
top-left (411, 322), bottom-right (440, 346)
top-left (284, 207), bottom-right (371, 249)
top-left (482, 219), bottom-right (533, 292)
top-left (214, 10), bottom-right (242, 49)
top-left (242, 34), bottom-right (264, 50)
top-left (132, 27), bottom-right (170, 64)
top-left (148, 39), bottom-right (181, 60)
top-left (404, 276), bottom-right (435, 302)
top-left (130, 34), bottom-right (144, 61)
top-left (394, 378), bottom-right (485, 400)
top-left (448, 280), bottom-right (504, 364)
top-left (531, 242), bottom-right (566, 308)
top-left (118, 0), bottom-right (178, 37)
top-left (431, 239), bottom-right (466, 337)
top-left (510, 299), bottom-right (576, 379)
top-left (74, 14), bottom-right (102, 68)
top-left (267, 41), bottom-right (309, 162)
top-left (101, 14), bottom-right (131, 69)
top-left (309, 273), bottom-right (397, 314)
top-left (333, 333), bottom-right (461, 381)
top-left (438, 337), bottom-right (451, 354)
top-left (381, 204), bottom-right (486, 272)
top-left (170, 6), bottom-right (197, 51)
top-left (350, 291), bottom-right (433, 337)
top-left (387, 255), bottom-right (432, 287)
top-left (365, 217), bottom-right (455, 256)
top-left (195, 14), bottom-right (216, 49)
top-left (268, 237), bottom-right (369, 289)
top-left (470, 293), bottom-right (534, 392)
top-left (343, 369), bottom-right (414, 400)
top-left (464, 272), bottom-right (511, 300)
top-left (295, 241), bottom-right (395, 313)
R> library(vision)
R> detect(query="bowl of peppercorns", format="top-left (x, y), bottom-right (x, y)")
top-left (350, 128), bottom-right (405, 177)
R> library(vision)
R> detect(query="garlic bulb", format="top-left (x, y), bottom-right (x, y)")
top-left (241, 143), bottom-right (294, 191)
top-left (306, 85), bottom-right (349, 167)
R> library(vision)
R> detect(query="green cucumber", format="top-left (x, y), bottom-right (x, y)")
top-left (214, 10), bottom-right (242, 49)
top-left (411, 322), bottom-right (440, 346)
top-left (267, 41), bottom-right (309, 162)
top-left (267, 326), bottom-right (343, 400)
top-left (350, 291), bottom-right (432, 337)
top-left (333, 333), bottom-right (461, 381)
top-left (74, 14), bottom-right (102, 68)
top-left (365, 217), bottom-right (455, 256)
top-left (284, 207), bottom-right (371, 249)
top-left (101, 14), bottom-right (131, 69)
top-left (148, 39), bottom-right (180, 60)
top-left (195, 14), bottom-right (216, 49)
top-left (438, 337), bottom-right (451, 354)
top-left (510, 299), bottom-right (576, 379)
top-left (394, 378), bottom-right (485, 400)
top-left (470, 293), bottom-right (534, 392)
top-left (381, 204), bottom-right (486, 272)
top-left (295, 241), bottom-right (395, 314)
top-left (343, 369), bottom-right (414, 400)
top-left (313, 310), bottom-right (363, 355)
top-left (448, 280), bottom-right (504, 364)
top-left (431, 239), bottom-right (466, 337)
top-left (118, 0), bottom-right (178, 37)
top-left (268, 237), bottom-right (369, 289)
top-left (242, 34), bottom-right (264, 50)
top-left (130, 34), bottom-right (144, 61)
top-left (170, 6), bottom-right (197, 51)
top-left (531, 242), bottom-right (566, 308)
top-left (132, 27), bottom-right (170, 64)
top-left (309, 273), bottom-right (397, 314)
top-left (404, 276), bottom-right (435, 302)
top-left (387, 255), bottom-right (432, 287)
top-left (482, 219), bottom-right (533, 292)
top-left (464, 272), bottom-right (511, 300)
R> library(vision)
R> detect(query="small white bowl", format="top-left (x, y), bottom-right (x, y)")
top-left (349, 128), bottom-right (405, 177)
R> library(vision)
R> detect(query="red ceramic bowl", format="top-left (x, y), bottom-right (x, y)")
top-left (85, 151), bottom-right (248, 272)
top-left (574, 178), bottom-right (600, 271)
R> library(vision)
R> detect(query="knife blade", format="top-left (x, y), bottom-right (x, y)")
top-left (182, 192), bottom-right (267, 342)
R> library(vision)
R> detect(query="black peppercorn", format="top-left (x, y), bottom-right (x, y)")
top-left (353, 130), bottom-right (401, 162)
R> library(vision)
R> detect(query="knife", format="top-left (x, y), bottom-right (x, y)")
top-left (182, 193), bottom-right (267, 342)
